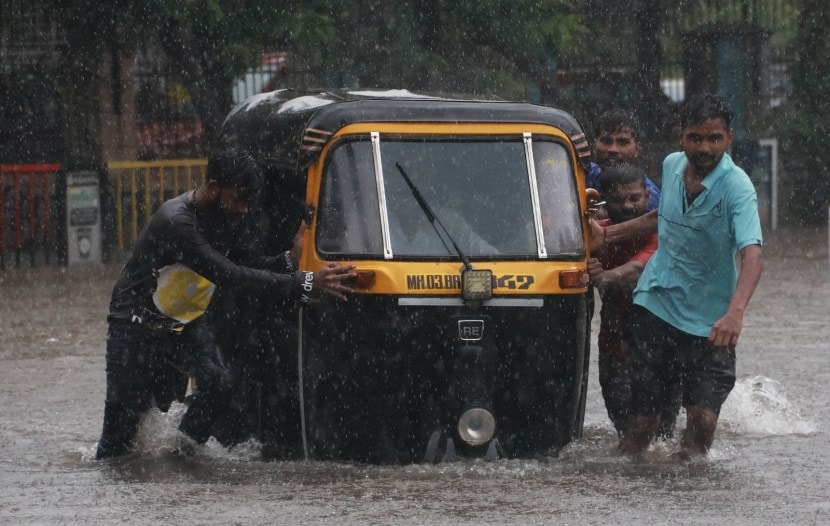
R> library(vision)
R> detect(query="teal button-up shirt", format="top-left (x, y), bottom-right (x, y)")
top-left (633, 152), bottom-right (763, 337)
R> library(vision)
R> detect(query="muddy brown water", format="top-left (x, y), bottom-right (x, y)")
top-left (1, 228), bottom-right (828, 525)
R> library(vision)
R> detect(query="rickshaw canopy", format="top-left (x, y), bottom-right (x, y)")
top-left (220, 88), bottom-right (592, 176)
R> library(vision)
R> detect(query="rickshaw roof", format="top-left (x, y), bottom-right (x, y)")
top-left (220, 88), bottom-right (591, 173)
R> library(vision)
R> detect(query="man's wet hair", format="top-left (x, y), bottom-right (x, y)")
top-left (206, 148), bottom-right (261, 191)
top-left (597, 162), bottom-right (647, 197)
top-left (680, 93), bottom-right (735, 129)
top-left (594, 109), bottom-right (640, 140)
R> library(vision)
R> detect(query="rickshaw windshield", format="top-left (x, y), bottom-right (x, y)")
top-left (316, 135), bottom-right (584, 259)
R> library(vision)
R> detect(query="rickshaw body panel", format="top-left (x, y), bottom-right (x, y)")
top-left (219, 89), bottom-right (594, 463)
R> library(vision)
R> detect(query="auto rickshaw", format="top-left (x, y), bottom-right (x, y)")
top-left (219, 88), bottom-right (595, 463)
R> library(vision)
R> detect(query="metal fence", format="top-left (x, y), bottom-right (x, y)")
top-left (0, 163), bottom-right (61, 269)
top-left (106, 159), bottom-right (207, 251)
top-left (0, 160), bottom-right (210, 269)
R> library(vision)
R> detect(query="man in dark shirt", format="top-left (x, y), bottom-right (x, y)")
top-left (96, 149), bottom-right (355, 459)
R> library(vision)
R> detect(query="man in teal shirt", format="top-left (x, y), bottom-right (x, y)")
top-left (597, 93), bottom-right (764, 457)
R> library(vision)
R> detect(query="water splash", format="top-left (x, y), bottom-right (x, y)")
top-left (719, 375), bottom-right (817, 436)
top-left (131, 402), bottom-right (261, 461)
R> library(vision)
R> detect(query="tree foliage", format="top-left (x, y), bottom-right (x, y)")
top-left (785, 0), bottom-right (830, 222)
top-left (275, 0), bottom-right (584, 100)
top-left (46, 0), bottom-right (584, 158)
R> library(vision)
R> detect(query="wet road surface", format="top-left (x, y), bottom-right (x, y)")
top-left (1, 228), bottom-right (827, 525)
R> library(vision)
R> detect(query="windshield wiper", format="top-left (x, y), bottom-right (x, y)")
top-left (395, 162), bottom-right (473, 271)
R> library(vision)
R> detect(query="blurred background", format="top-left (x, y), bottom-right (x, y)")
top-left (1, 0), bottom-right (826, 268)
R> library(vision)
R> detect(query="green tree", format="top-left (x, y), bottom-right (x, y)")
top-left (52, 0), bottom-right (114, 169)
top-left (49, 0), bottom-right (584, 163)
top-left (786, 0), bottom-right (830, 224)
top-left (52, 0), bottom-right (308, 156)
top-left (278, 0), bottom-right (584, 102)
top-left (554, 1), bottom-right (674, 141)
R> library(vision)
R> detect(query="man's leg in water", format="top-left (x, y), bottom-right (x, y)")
top-left (681, 406), bottom-right (719, 454)
top-left (679, 343), bottom-right (736, 455)
top-left (619, 415), bottom-right (660, 454)
top-left (621, 307), bottom-right (679, 455)
top-left (656, 379), bottom-right (683, 440)
top-left (96, 325), bottom-right (156, 459)
top-left (171, 335), bottom-right (233, 445)
top-left (598, 341), bottom-right (631, 437)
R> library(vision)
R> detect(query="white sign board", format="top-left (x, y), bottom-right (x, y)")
top-left (66, 171), bottom-right (102, 264)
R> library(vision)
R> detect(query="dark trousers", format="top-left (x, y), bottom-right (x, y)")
top-left (208, 317), bottom-right (302, 459)
top-left (598, 307), bottom-right (682, 438)
top-left (598, 343), bottom-right (682, 438)
top-left (629, 306), bottom-right (736, 417)
top-left (598, 345), bottom-right (631, 434)
top-left (95, 322), bottom-right (232, 459)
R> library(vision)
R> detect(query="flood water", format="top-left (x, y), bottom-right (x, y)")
top-left (1, 228), bottom-right (828, 525)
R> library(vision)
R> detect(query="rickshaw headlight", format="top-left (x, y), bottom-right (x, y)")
top-left (457, 407), bottom-right (496, 446)
top-left (462, 269), bottom-right (493, 300)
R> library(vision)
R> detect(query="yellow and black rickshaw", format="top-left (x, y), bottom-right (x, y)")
top-left (220, 89), bottom-right (595, 463)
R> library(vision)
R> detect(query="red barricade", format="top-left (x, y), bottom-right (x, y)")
top-left (0, 164), bottom-right (61, 269)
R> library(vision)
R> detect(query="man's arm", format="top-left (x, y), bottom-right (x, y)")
top-left (709, 244), bottom-right (763, 347)
top-left (588, 230), bottom-right (655, 289)
top-left (588, 258), bottom-right (645, 289)
top-left (589, 210), bottom-right (658, 252)
top-left (176, 213), bottom-right (354, 301)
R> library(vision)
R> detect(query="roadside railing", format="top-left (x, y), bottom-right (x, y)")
top-left (0, 163), bottom-right (61, 269)
top-left (106, 159), bottom-right (207, 251)
top-left (0, 160), bottom-right (208, 269)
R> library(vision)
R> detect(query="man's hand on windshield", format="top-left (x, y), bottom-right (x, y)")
top-left (314, 263), bottom-right (357, 300)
